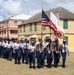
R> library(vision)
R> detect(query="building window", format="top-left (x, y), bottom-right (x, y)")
top-left (23, 25), bottom-right (25, 32)
top-left (22, 21), bottom-right (24, 23)
top-left (20, 26), bottom-right (22, 33)
top-left (42, 26), bottom-right (46, 30)
top-left (34, 23), bottom-right (37, 31)
top-left (10, 30), bottom-right (18, 34)
top-left (30, 23), bottom-right (32, 31)
top-left (14, 21), bottom-right (18, 25)
top-left (65, 36), bottom-right (68, 45)
top-left (63, 20), bottom-right (68, 29)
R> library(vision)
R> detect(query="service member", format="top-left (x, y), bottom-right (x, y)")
top-left (22, 39), bottom-right (29, 64)
top-left (61, 40), bottom-right (69, 68)
top-left (6, 39), bottom-right (12, 61)
top-left (13, 39), bottom-right (21, 64)
top-left (53, 38), bottom-right (61, 68)
top-left (45, 37), bottom-right (53, 68)
top-left (28, 40), bottom-right (36, 69)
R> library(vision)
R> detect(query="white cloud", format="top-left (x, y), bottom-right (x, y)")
top-left (3, 0), bottom-right (23, 15)
top-left (29, 9), bottom-right (41, 16)
top-left (41, 0), bottom-right (54, 4)
top-left (57, 2), bottom-right (74, 13)
top-left (0, 0), bottom-right (74, 20)
top-left (0, 0), bottom-right (3, 4)
top-left (41, 0), bottom-right (68, 4)
top-left (41, 0), bottom-right (74, 13)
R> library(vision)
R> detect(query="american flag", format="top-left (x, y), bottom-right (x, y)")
top-left (42, 10), bottom-right (62, 38)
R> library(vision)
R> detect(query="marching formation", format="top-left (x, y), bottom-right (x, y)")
top-left (0, 37), bottom-right (69, 69)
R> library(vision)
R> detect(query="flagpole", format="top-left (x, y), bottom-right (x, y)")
top-left (50, 27), bottom-right (51, 39)
top-left (41, 6), bottom-right (43, 39)
top-left (41, 24), bottom-right (43, 39)
top-left (50, 12), bottom-right (51, 39)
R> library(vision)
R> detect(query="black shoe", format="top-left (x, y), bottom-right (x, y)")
top-left (10, 59), bottom-right (12, 61)
top-left (22, 61), bottom-right (24, 64)
top-left (33, 66), bottom-right (35, 69)
top-left (18, 62), bottom-right (21, 64)
top-left (26, 62), bottom-right (28, 64)
top-left (15, 62), bottom-right (17, 64)
top-left (38, 66), bottom-right (41, 69)
top-left (62, 65), bottom-right (65, 68)
top-left (29, 66), bottom-right (32, 69)
top-left (47, 66), bottom-right (51, 68)
top-left (54, 65), bottom-right (57, 68)
top-left (41, 65), bottom-right (44, 68)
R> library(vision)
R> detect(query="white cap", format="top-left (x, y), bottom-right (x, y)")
top-left (38, 37), bottom-right (42, 40)
top-left (54, 37), bottom-right (58, 41)
top-left (31, 40), bottom-right (35, 43)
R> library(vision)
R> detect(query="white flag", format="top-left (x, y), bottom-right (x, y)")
top-left (50, 12), bottom-right (65, 39)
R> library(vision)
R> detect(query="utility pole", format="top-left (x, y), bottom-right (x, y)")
top-left (5, 16), bottom-right (9, 39)
top-left (6, 19), bottom-right (9, 39)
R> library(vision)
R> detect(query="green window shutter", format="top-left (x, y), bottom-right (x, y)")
top-left (24, 25), bottom-right (25, 32)
top-left (65, 36), bottom-right (68, 45)
top-left (63, 20), bottom-right (68, 29)
top-left (20, 26), bottom-right (22, 33)
top-left (34, 23), bottom-right (37, 31)
top-left (30, 23), bottom-right (32, 31)
top-left (42, 26), bottom-right (46, 30)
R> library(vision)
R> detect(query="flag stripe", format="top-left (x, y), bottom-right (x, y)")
top-left (42, 10), bottom-right (64, 38)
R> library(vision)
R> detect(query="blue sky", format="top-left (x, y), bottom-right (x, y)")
top-left (0, 0), bottom-right (74, 21)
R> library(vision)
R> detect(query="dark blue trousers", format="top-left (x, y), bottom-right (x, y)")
top-left (3, 48), bottom-right (6, 59)
top-left (15, 49), bottom-right (21, 63)
top-left (62, 52), bottom-right (67, 66)
top-left (6, 49), bottom-right (9, 60)
top-left (47, 52), bottom-right (53, 67)
top-left (1, 47), bottom-right (3, 57)
top-left (22, 49), bottom-right (28, 64)
top-left (28, 52), bottom-right (35, 67)
top-left (25, 49), bottom-right (28, 64)
top-left (40, 52), bottom-right (44, 66)
top-left (36, 51), bottom-right (41, 68)
top-left (8, 48), bottom-right (13, 60)
top-left (54, 51), bottom-right (60, 67)
top-left (0, 47), bottom-right (2, 57)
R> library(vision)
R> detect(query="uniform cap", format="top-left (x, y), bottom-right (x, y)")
top-left (38, 37), bottom-right (42, 40)
top-left (46, 37), bottom-right (50, 40)
top-left (54, 37), bottom-right (58, 41)
top-left (31, 40), bottom-right (35, 43)
top-left (52, 39), bottom-right (55, 41)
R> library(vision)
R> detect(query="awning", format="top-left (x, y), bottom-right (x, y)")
top-left (44, 34), bottom-right (50, 37)
top-left (29, 35), bottom-right (37, 38)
